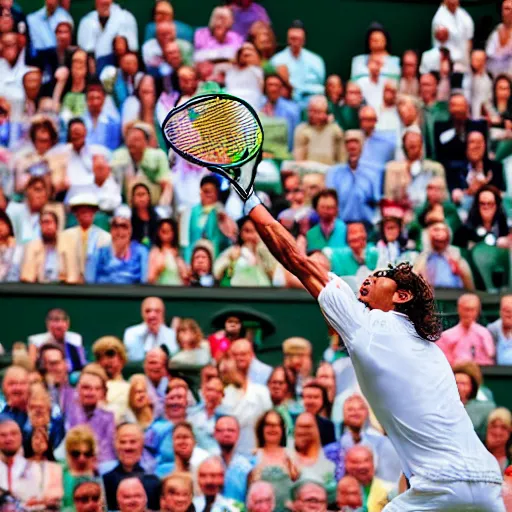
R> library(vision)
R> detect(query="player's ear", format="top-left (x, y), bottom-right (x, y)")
top-left (393, 289), bottom-right (413, 304)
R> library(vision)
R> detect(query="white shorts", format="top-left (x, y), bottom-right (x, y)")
top-left (383, 476), bottom-right (505, 511)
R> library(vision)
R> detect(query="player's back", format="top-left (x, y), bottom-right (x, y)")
top-left (318, 277), bottom-right (502, 485)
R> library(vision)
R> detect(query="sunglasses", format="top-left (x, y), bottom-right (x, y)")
top-left (100, 349), bottom-right (118, 358)
top-left (70, 449), bottom-right (94, 459)
top-left (75, 494), bottom-right (101, 504)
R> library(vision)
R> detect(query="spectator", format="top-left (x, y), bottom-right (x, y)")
top-left (270, 20), bottom-right (326, 105)
top-left (491, 74), bottom-right (512, 128)
top-left (148, 218), bottom-right (187, 285)
top-left (487, 295), bottom-right (512, 365)
top-left (359, 105), bottom-right (396, 170)
top-left (143, 347), bottom-right (169, 414)
top-left (0, 210), bottom-right (22, 282)
top-left (267, 366), bottom-right (298, 439)
top-left (160, 472), bottom-right (195, 512)
top-left (92, 336), bottom-right (129, 423)
top-left (60, 49), bottom-right (90, 120)
top-left (189, 241), bottom-right (216, 288)
top-left (399, 50), bottom-right (420, 97)
top-left (466, 49), bottom-right (493, 120)
top-left (61, 194), bottom-right (111, 284)
top-left (219, 355), bottom-right (272, 456)
top-left (484, 407), bottom-right (512, 473)
top-left (282, 337), bottom-right (312, 396)
top-left (325, 130), bottom-right (380, 227)
top-left (246, 481), bottom-right (275, 512)
top-left (289, 412), bottom-right (336, 503)
top-left (129, 183), bottom-right (159, 247)
top-left (103, 423), bottom-right (161, 510)
top-left (124, 374), bottom-right (159, 431)
top-left (384, 127), bottom-right (446, 209)
top-left (193, 457), bottom-right (243, 512)
top-left (277, 173), bottom-right (311, 230)
top-left (123, 296), bottom-right (178, 362)
top-left (230, 337), bottom-right (271, 386)
top-left (356, 54), bottom-right (386, 110)
top-left (292, 480), bottom-right (328, 512)
top-left (376, 80), bottom-right (400, 133)
top-left (231, 0), bottom-right (270, 38)
top-left (344, 445), bottom-right (394, 512)
top-left (414, 221), bottom-right (474, 290)
top-left (302, 381), bottom-right (335, 446)
top-left (172, 318), bottom-right (211, 365)
top-left (77, 0), bottom-right (138, 73)
top-left (28, 308), bottom-right (86, 374)
top-left (336, 81), bottom-right (363, 131)
top-left (144, 0), bottom-right (193, 43)
top-left (328, 222), bottom-right (378, 279)
top-left (66, 364), bottom-right (116, 464)
top-left (0, 32), bottom-right (27, 121)
top-left (336, 475), bottom-right (364, 511)
top-left (486, 0), bottom-right (512, 77)
top-left (20, 210), bottom-right (73, 283)
top-left (73, 481), bottom-right (104, 512)
top-left (293, 95), bottom-right (345, 166)
top-left (325, 74), bottom-right (344, 126)
top-left (82, 82), bottom-right (122, 151)
top-left (116, 477), bottom-right (148, 512)
top-left (306, 189), bottom-right (347, 252)
top-left (0, 366), bottom-right (30, 429)
top-left (90, 206), bottom-right (149, 284)
top-left (375, 207), bottom-right (412, 269)
top-left (208, 314), bottom-right (244, 361)
top-left (437, 293), bottom-right (495, 365)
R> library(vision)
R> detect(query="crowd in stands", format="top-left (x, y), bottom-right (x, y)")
top-left (3, 0), bottom-right (512, 292)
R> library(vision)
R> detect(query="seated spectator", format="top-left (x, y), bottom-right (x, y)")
top-left (73, 481), bottom-right (104, 512)
top-left (486, 0), bottom-right (512, 77)
top-left (28, 308), bottom-right (86, 374)
top-left (59, 49), bottom-right (90, 121)
top-left (188, 241), bottom-right (216, 288)
top-left (325, 74), bottom-right (344, 124)
top-left (375, 208), bottom-right (413, 269)
top-left (336, 82), bottom-right (363, 131)
top-left (359, 105), bottom-right (396, 170)
top-left (336, 475), bottom-right (364, 512)
top-left (356, 54), bottom-right (386, 110)
top-left (0, 365), bottom-right (30, 428)
top-left (77, 0), bottom-right (138, 73)
top-left (466, 49), bottom-right (493, 119)
top-left (270, 20), bottom-right (326, 106)
top-left (247, 481), bottom-right (276, 512)
top-left (143, 347), bottom-right (169, 416)
top-left (449, 131), bottom-right (505, 205)
top-left (194, 7), bottom-right (243, 63)
top-left (219, 355), bottom-right (272, 456)
top-left (292, 480), bottom-right (328, 512)
top-left (376, 80), bottom-right (400, 133)
top-left (82, 82), bottom-right (122, 151)
top-left (66, 364), bottom-right (116, 465)
top-left (431, 0), bottom-right (474, 71)
top-left (277, 172), bottom-right (312, 231)
top-left (123, 373), bottom-right (160, 432)
top-left (123, 296), bottom-right (178, 362)
top-left (103, 423), bottom-right (161, 510)
top-left (325, 130), bottom-right (380, 227)
top-left (302, 381), bottom-right (336, 447)
top-left (208, 314), bottom-right (244, 361)
top-left (89, 206), bottom-right (149, 284)
top-left (438, 293), bottom-right (495, 366)
top-left (453, 185), bottom-right (509, 249)
top-left (485, 408), bottom-right (512, 473)
top-left (61, 194), bottom-right (111, 283)
top-left (293, 95), bottom-right (345, 166)
top-left (214, 216), bottom-right (275, 287)
top-left (0, 210), bottom-right (22, 282)
top-left (92, 336), bottom-right (130, 423)
top-left (414, 221), bottom-right (474, 290)
top-left (61, 425), bottom-right (103, 511)
top-left (351, 22), bottom-right (401, 81)
top-left (144, 0), bottom-right (194, 43)
top-left (288, 412), bottom-right (336, 503)
top-left (160, 472), bottom-right (195, 512)
top-left (283, 337), bottom-right (312, 396)
top-left (487, 295), bottom-right (512, 365)
top-left (328, 222), bottom-right (378, 279)
top-left (116, 477), bottom-right (148, 512)
top-left (250, 410), bottom-right (299, 510)
top-left (179, 175), bottom-right (236, 263)
top-left (345, 445), bottom-right (395, 511)
top-left (231, 0), bottom-right (270, 38)
top-left (172, 318), bottom-right (211, 366)
top-left (20, 210), bottom-right (75, 283)
top-left (384, 127), bottom-right (446, 209)
top-left (399, 50), bottom-right (420, 97)
top-left (230, 337), bottom-right (272, 386)
top-left (306, 189), bottom-right (347, 252)
top-left (490, 74), bottom-right (512, 131)
top-left (129, 183), bottom-right (159, 247)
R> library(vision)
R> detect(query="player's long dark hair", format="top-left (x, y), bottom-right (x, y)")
top-left (374, 262), bottom-right (442, 342)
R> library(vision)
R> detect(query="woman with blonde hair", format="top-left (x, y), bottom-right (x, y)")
top-left (124, 373), bottom-right (157, 428)
top-left (171, 318), bottom-right (211, 366)
top-left (485, 407), bottom-right (512, 473)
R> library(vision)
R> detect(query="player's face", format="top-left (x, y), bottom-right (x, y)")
top-left (358, 275), bottom-right (398, 311)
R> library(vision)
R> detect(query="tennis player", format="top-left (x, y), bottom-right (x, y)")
top-left (241, 193), bottom-right (505, 510)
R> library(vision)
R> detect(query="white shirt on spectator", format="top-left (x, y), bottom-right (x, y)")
top-left (27, 6), bottom-right (73, 51)
top-left (6, 201), bottom-right (41, 245)
top-left (0, 49), bottom-right (28, 121)
top-left (356, 76), bottom-right (386, 111)
top-left (377, 105), bottom-right (400, 133)
top-left (123, 322), bottom-right (179, 362)
top-left (28, 330), bottom-right (83, 349)
top-left (225, 65), bottom-right (264, 112)
top-left (77, 3), bottom-right (138, 62)
top-left (431, 4), bottom-right (474, 70)
top-left (486, 25), bottom-right (512, 77)
top-left (0, 454), bottom-right (42, 505)
top-left (65, 176), bottom-right (122, 213)
top-left (141, 38), bottom-right (164, 68)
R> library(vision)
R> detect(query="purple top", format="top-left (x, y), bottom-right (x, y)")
top-left (193, 27), bottom-right (243, 61)
top-left (231, 3), bottom-right (271, 37)
top-left (66, 402), bottom-right (116, 463)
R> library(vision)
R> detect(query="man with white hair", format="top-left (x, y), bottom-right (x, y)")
top-left (247, 481), bottom-right (275, 512)
top-left (116, 477), bottom-right (148, 512)
top-left (293, 95), bottom-right (345, 165)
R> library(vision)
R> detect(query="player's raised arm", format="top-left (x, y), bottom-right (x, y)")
top-left (244, 196), bottom-right (329, 299)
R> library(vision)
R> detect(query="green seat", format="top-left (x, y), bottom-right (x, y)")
top-left (470, 243), bottom-right (510, 293)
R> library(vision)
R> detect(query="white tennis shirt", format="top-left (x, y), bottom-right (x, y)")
top-left (318, 275), bottom-right (502, 484)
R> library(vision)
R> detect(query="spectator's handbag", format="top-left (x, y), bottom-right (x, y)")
top-left (161, 93), bottom-right (263, 200)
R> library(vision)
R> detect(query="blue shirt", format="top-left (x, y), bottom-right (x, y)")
top-left (91, 241), bottom-right (148, 284)
top-left (487, 319), bottom-right (512, 365)
top-left (360, 131), bottom-right (396, 170)
top-left (223, 453), bottom-right (253, 502)
top-left (27, 6), bottom-right (73, 51)
top-left (426, 253), bottom-right (463, 289)
top-left (145, 417), bottom-right (174, 466)
top-left (325, 164), bottom-right (380, 225)
top-left (82, 109), bottom-right (122, 151)
top-left (268, 97), bottom-right (301, 150)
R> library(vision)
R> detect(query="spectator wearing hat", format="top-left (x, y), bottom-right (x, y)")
top-left (325, 130), bottom-right (380, 229)
top-left (438, 294), bottom-right (495, 366)
top-left (123, 296), bottom-right (178, 362)
top-left (487, 295), bottom-right (512, 365)
top-left (88, 205), bottom-right (149, 284)
top-left (270, 21), bottom-right (325, 106)
top-left (111, 122), bottom-right (172, 206)
top-left (60, 193), bottom-right (111, 284)
top-left (283, 337), bottom-right (312, 396)
top-left (82, 81), bottom-right (122, 151)
top-left (414, 221), bottom-right (474, 290)
top-left (306, 189), bottom-right (347, 252)
top-left (92, 336), bottom-right (130, 423)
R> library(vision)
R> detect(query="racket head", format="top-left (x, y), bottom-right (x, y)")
top-left (161, 93), bottom-right (264, 169)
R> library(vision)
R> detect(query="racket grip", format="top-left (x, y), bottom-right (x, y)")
top-left (243, 193), bottom-right (261, 216)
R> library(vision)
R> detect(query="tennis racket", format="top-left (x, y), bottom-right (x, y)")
top-left (161, 93), bottom-right (264, 200)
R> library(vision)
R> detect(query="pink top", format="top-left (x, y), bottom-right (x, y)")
top-left (193, 27), bottom-right (243, 61)
top-left (437, 322), bottom-right (496, 366)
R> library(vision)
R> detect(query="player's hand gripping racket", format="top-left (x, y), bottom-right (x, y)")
top-left (161, 93), bottom-right (264, 200)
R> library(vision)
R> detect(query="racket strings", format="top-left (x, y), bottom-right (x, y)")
top-left (164, 97), bottom-right (262, 165)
